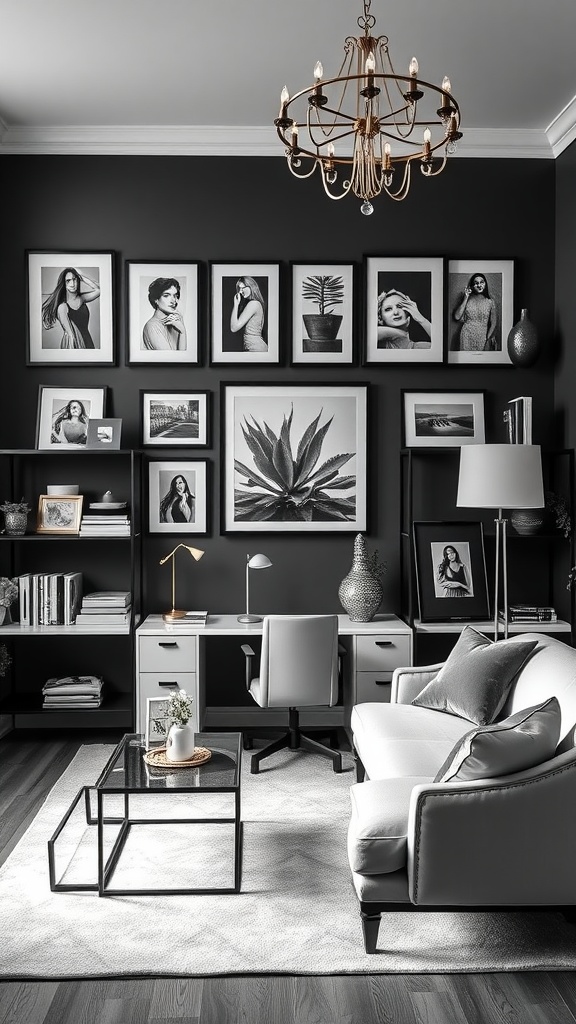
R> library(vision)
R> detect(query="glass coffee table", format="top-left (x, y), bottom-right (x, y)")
top-left (48, 732), bottom-right (242, 896)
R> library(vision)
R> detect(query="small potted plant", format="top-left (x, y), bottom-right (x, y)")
top-left (0, 577), bottom-right (18, 626)
top-left (164, 689), bottom-right (195, 762)
top-left (302, 274), bottom-right (345, 349)
top-left (0, 498), bottom-right (31, 536)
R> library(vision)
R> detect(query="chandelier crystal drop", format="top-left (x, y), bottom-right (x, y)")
top-left (274, 0), bottom-right (463, 213)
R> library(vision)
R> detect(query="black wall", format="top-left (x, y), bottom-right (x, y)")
top-left (0, 154), bottom-right (557, 617)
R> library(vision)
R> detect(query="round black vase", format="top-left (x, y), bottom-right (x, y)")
top-left (507, 308), bottom-right (539, 367)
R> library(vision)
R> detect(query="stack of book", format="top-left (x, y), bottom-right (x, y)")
top-left (17, 571), bottom-right (82, 626)
top-left (75, 591), bottom-right (132, 627)
top-left (164, 610), bottom-right (208, 631)
top-left (499, 604), bottom-right (558, 623)
top-left (42, 674), bottom-right (104, 710)
top-left (79, 501), bottom-right (130, 537)
top-left (504, 396), bottom-right (533, 445)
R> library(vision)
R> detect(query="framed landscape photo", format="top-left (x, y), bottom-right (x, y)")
top-left (447, 259), bottom-right (514, 364)
top-left (210, 263), bottom-right (280, 364)
top-left (413, 521), bottom-right (490, 622)
top-left (148, 459), bottom-right (208, 534)
top-left (403, 390), bottom-right (485, 447)
top-left (291, 263), bottom-right (355, 364)
top-left (222, 382), bottom-right (368, 533)
top-left (36, 385), bottom-right (107, 450)
top-left (86, 418), bottom-right (122, 450)
top-left (37, 494), bottom-right (83, 535)
top-left (141, 391), bottom-right (210, 447)
top-left (27, 251), bottom-right (114, 365)
top-left (365, 256), bottom-right (444, 363)
top-left (126, 261), bottom-right (199, 365)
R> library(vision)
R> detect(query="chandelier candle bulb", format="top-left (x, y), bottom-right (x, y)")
top-left (279, 85), bottom-right (289, 116)
top-left (409, 56), bottom-right (419, 91)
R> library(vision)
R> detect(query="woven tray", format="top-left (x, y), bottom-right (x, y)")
top-left (143, 745), bottom-right (212, 768)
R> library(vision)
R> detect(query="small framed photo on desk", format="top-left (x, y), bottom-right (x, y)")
top-left (145, 696), bottom-right (171, 748)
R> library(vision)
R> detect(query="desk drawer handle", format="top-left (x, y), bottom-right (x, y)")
top-left (158, 680), bottom-right (179, 688)
top-left (158, 641), bottom-right (178, 648)
top-left (375, 641), bottom-right (393, 648)
top-left (374, 679), bottom-right (390, 686)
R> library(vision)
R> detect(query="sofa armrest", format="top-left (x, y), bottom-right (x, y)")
top-left (406, 748), bottom-right (576, 906)
top-left (391, 663), bottom-right (444, 705)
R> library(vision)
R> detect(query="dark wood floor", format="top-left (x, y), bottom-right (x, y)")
top-left (2, 730), bottom-right (576, 1024)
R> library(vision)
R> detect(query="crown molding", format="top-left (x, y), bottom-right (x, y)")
top-left (0, 122), bottom-right (557, 159)
top-left (546, 94), bottom-right (576, 157)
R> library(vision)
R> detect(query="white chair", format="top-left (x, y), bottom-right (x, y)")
top-left (242, 614), bottom-right (343, 774)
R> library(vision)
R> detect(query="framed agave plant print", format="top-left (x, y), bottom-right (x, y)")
top-left (221, 383), bottom-right (368, 533)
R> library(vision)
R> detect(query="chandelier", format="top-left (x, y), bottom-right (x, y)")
top-left (274, 0), bottom-right (462, 214)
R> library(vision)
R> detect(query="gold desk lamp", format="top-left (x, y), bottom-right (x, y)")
top-left (159, 544), bottom-right (205, 622)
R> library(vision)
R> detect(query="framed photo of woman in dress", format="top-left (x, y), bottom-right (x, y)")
top-left (148, 460), bottom-right (208, 534)
top-left (36, 386), bottom-right (107, 450)
top-left (364, 256), bottom-right (444, 363)
top-left (210, 263), bottom-right (280, 364)
top-left (126, 262), bottom-right (199, 365)
top-left (27, 252), bottom-right (114, 366)
top-left (447, 259), bottom-right (514, 364)
top-left (413, 521), bottom-right (490, 622)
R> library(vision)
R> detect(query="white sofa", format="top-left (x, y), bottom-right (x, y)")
top-left (348, 631), bottom-right (576, 953)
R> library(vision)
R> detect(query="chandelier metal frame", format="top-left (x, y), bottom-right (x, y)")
top-left (274, 0), bottom-right (463, 213)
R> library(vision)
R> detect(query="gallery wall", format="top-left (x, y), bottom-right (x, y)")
top-left (0, 154), bottom-right (559, 620)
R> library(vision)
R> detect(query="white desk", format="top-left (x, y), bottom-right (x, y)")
top-left (135, 613), bottom-right (413, 733)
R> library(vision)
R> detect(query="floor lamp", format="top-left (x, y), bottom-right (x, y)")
top-left (456, 444), bottom-right (544, 639)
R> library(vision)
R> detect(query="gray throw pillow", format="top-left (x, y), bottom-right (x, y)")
top-left (411, 625), bottom-right (539, 726)
top-left (434, 697), bottom-right (561, 783)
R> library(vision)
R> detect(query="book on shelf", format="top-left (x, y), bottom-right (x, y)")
top-left (16, 571), bottom-right (82, 626)
top-left (82, 591), bottom-right (131, 607)
top-left (499, 606), bottom-right (558, 622)
top-left (42, 673), bottom-right (104, 709)
top-left (74, 610), bottom-right (131, 625)
top-left (505, 396), bottom-right (533, 445)
top-left (164, 611), bottom-right (209, 629)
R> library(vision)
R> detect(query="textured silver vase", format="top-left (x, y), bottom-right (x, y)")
top-left (338, 534), bottom-right (383, 622)
top-left (507, 308), bottom-right (539, 367)
top-left (2, 511), bottom-right (28, 536)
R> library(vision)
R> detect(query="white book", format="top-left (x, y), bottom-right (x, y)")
top-left (63, 572), bottom-right (83, 626)
top-left (82, 591), bottom-right (131, 606)
top-left (18, 574), bottom-right (32, 626)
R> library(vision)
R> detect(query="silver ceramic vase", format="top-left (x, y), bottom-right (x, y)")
top-left (338, 534), bottom-right (383, 622)
top-left (507, 308), bottom-right (539, 367)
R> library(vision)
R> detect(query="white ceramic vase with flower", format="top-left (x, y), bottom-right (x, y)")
top-left (165, 688), bottom-right (195, 762)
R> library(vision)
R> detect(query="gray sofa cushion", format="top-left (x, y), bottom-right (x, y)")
top-left (348, 776), bottom-right (431, 875)
top-left (411, 625), bottom-right (539, 726)
top-left (434, 696), bottom-right (562, 783)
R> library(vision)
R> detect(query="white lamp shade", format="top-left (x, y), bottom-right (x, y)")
top-left (457, 444), bottom-right (544, 510)
top-left (248, 553), bottom-right (272, 569)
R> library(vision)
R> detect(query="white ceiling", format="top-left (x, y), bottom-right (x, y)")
top-left (1, 0), bottom-right (575, 157)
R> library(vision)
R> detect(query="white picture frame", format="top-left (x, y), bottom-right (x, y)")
top-left (291, 263), bottom-right (355, 365)
top-left (403, 390), bottom-right (486, 447)
top-left (126, 261), bottom-right (199, 364)
top-left (210, 263), bottom-right (280, 364)
top-left (148, 460), bottom-right (208, 534)
top-left (141, 391), bottom-right (210, 447)
top-left (145, 696), bottom-right (171, 748)
top-left (365, 256), bottom-right (444, 363)
top-left (36, 386), bottom-right (107, 450)
top-left (447, 259), bottom-right (514, 364)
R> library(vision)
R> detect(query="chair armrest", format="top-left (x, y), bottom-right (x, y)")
top-left (406, 747), bottom-right (576, 906)
top-left (391, 663), bottom-right (444, 704)
top-left (241, 643), bottom-right (256, 691)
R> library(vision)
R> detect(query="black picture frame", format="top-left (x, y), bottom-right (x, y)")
top-left (413, 520), bottom-right (490, 622)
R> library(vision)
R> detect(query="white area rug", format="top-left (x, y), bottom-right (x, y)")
top-left (1, 743), bottom-right (576, 979)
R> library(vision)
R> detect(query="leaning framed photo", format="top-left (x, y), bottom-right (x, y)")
top-left (86, 418), bottom-right (122, 450)
top-left (36, 494), bottom-right (84, 535)
top-left (140, 391), bottom-right (210, 447)
top-left (27, 251), bottom-right (114, 365)
top-left (148, 459), bottom-right (208, 534)
top-left (36, 386), bottom-right (107, 450)
top-left (413, 520), bottom-right (490, 622)
top-left (403, 390), bottom-right (485, 447)
top-left (222, 382), bottom-right (368, 533)
top-left (291, 262), bottom-right (355, 364)
top-left (145, 696), bottom-right (171, 748)
top-left (126, 261), bottom-right (199, 364)
top-left (210, 262), bottom-right (280, 364)
top-left (365, 256), bottom-right (444, 363)
top-left (447, 259), bottom-right (514, 364)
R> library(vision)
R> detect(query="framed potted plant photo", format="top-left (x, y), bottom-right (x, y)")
top-left (413, 521), bottom-right (490, 623)
top-left (403, 390), bottom-right (485, 448)
top-left (126, 261), bottom-right (199, 364)
top-left (221, 382), bottom-right (368, 533)
top-left (37, 494), bottom-right (84, 535)
top-left (148, 460), bottom-right (208, 534)
top-left (364, 256), bottom-right (444, 363)
top-left (210, 263), bottom-right (280, 364)
top-left (447, 259), bottom-right (514, 364)
top-left (140, 391), bottom-right (210, 447)
top-left (36, 386), bottom-right (107, 450)
top-left (291, 263), bottom-right (355, 364)
top-left (27, 251), bottom-right (114, 366)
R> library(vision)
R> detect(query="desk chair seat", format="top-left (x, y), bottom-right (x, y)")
top-left (242, 614), bottom-right (343, 774)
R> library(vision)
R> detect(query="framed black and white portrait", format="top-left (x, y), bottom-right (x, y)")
top-left (27, 251), bottom-right (114, 365)
top-left (365, 256), bottom-right (444, 363)
top-left (126, 261), bottom-right (199, 364)
top-left (36, 386), bottom-right (107, 451)
top-left (222, 382), bottom-right (368, 533)
top-left (291, 263), bottom-right (355, 364)
top-left (141, 391), bottom-right (210, 447)
top-left (447, 259), bottom-right (514, 364)
top-left (413, 521), bottom-right (490, 622)
top-left (403, 390), bottom-right (485, 447)
top-left (210, 263), bottom-right (280, 364)
top-left (148, 460), bottom-right (208, 534)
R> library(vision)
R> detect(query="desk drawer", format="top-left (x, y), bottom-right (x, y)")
top-left (355, 634), bottom-right (411, 672)
top-left (138, 672), bottom-right (197, 733)
top-left (139, 635), bottom-right (196, 672)
top-left (355, 671), bottom-right (392, 704)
